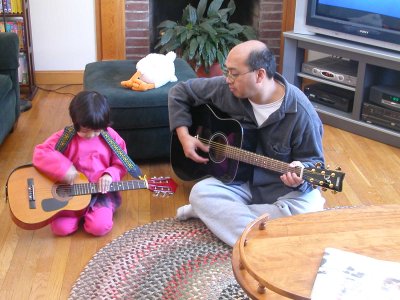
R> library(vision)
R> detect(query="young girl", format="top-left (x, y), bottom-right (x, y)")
top-left (33, 91), bottom-right (128, 236)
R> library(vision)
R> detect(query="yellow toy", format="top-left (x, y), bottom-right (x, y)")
top-left (121, 52), bottom-right (178, 91)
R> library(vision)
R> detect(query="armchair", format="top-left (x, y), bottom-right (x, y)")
top-left (0, 32), bottom-right (20, 145)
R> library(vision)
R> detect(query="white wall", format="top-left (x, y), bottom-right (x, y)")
top-left (30, 0), bottom-right (97, 71)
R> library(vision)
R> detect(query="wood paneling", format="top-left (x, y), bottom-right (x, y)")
top-left (95, 0), bottom-right (126, 60)
top-left (279, 0), bottom-right (296, 73)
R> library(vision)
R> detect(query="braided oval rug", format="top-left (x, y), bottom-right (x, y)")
top-left (69, 218), bottom-right (249, 299)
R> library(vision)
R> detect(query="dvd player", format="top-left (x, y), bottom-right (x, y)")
top-left (369, 85), bottom-right (400, 112)
top-left (301, 57), bottom-right (358, 87)
top-left (304, 83), bottom-right (354, 112)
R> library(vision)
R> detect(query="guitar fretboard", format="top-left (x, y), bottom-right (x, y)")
top-left (199, 137), bottom-right (302, 176)
top-left (71, 180), bottom-right (148, 196)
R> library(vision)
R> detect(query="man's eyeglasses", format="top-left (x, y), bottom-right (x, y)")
top-left (222, 69), bottom-right (254, 82)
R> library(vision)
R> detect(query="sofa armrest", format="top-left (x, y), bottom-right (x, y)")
top-left (0, 32), bottom-right (19, 70)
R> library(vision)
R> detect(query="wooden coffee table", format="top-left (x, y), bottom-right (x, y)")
top-left (232, 205), bottom-right (400, 300)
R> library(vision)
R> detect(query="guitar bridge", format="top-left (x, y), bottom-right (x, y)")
top-left (27, 178), bottom-right (36, 209)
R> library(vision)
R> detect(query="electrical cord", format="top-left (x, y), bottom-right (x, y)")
top-left (36, 84), bottom-right (80, 97)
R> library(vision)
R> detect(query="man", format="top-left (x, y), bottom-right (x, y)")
top-left (168, 40), bottom-right (325, 246)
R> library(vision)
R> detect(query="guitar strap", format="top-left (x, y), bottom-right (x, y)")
top-left (55, 126), bottom-right (142, 178)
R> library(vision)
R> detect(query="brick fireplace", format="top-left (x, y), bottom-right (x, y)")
top-left (124, 0), bottom-right (283, 63)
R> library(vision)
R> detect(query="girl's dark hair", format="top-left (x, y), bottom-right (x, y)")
top-left (69, 91), bottom-right (111, 132)
top-left (247, 46), bottom-right (276, 79)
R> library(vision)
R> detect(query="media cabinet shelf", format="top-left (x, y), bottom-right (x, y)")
top-left (282, 31), bottom-right (400, 148)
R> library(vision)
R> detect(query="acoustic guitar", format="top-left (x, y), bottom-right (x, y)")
top-left (6, 165), bottom-right (177, 230)
top-left (170, 104), bottom-right (345, 192)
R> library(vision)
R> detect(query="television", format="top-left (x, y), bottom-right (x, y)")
top-left (305, 0), bottom-right (400, 52)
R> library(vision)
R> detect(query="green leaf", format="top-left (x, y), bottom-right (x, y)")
top-left (197, 34), bottom-right (206, 48)
top-left (227, 23), bottom-right (243, 35)
top-left (200, 21), bottom-right (217, 36)
top-left (242, 26), bottom-right (257, 40)
top-left (217, 8), bottom-right (233, 21)
top-left (216, 50), bottom-right (225, 66)
top-left (187, 5), bottom-right (198, 24)
top-left (157, 20), bottom-right (177, 29)
top-left (189, 38), bottom-right (199, 60)
top-left (197, 0), bottom-right (208, 19)
top-left (176, 26), bottom-right (187, 36)
top-left (159, 29), bottom-right (174, 45)
top-left (182, 5), bottom-right (189, 24)
top-left (207, 0), bottom-right (224, 17)
top-left (215, 27), bottom-right (230, 34)
top-left (227, 0), bottom-right (236, 16)
top-left (180, 31), bottom-right (188, 44)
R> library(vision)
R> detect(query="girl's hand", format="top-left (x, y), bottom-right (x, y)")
top-left (63, 165), bottom-right (78, 184)
top-left (98, 174), bottom-right (112, 194)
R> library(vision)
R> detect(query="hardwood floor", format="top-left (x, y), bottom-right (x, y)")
top-left (0, 85), bottom-right (399, 299)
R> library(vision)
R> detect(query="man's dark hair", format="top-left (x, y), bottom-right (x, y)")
top-left (69, 91), bottom-right (111, 132)
top-left (247, 47), bottom-right (276, 79)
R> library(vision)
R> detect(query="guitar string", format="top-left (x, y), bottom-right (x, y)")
top-left (198, 137), bottom-right (307, 175)
top-left (31, 181), bottom-right (146, 197)
top-left (197, 137), bottom-right (337, 189)
top-left (31, 179), bottom-right (174, 196)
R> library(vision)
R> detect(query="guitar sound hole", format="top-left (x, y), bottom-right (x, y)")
top-left (209, 132), bottom-right (228, 163)
top-left (55, 185), bottom-right (73, 198)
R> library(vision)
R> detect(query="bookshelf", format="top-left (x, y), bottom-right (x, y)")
top-left (1, 0), bottom-right (36, 101)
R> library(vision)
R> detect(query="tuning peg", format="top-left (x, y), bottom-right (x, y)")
top-left (315, 162), bottom-right (322, 168)
top-left (326, 164), bottom-right (330, 169)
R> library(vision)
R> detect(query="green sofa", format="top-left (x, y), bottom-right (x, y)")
top-left (0, 32), bottom-right (20, 145)
top-left (84, 58), bottom-right (197, 160)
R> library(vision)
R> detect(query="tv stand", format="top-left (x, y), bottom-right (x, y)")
top-left (282, 31), bottom-right (400, 148)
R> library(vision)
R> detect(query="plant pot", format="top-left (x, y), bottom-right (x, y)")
top-left (195, 62), bottom-right (224, 78)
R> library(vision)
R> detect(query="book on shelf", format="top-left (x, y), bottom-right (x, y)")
top-left (0, 19), bottom-right (25, 48)
top-left (311, 247), bottom-right (400, 300)
top-left (0, 0), bottom-right (22, 14)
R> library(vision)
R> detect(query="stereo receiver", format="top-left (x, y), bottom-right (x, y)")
top-left (362, 102), bottom-right (400, 133)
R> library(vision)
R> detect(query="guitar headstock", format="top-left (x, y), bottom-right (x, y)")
top-left (147, 177), bottom-right (178, 197)
top-left (303, 164), bottom-right (345, 193)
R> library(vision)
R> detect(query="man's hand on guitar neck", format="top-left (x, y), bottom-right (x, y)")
top-left (176, 126), bottom-right (209, 164)
top-left (280, 161), bottom-right (305, 188)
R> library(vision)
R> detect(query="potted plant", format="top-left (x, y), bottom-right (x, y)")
top-left (155, 0), bottom-right (257, 76)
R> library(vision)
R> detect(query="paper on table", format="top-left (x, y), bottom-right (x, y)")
top-left (311, 247), bottom-right (400, 300)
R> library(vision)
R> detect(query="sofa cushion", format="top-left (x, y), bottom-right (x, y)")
top-left (83, 58), bottom-right (196, 131)
top-left (0, 74), bottom-right (17, 144)
top-left (0, 74), bottom-right (12, 100)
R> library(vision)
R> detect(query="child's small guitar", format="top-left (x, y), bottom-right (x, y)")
top-left (6, 165), bottom-right (177, 230)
